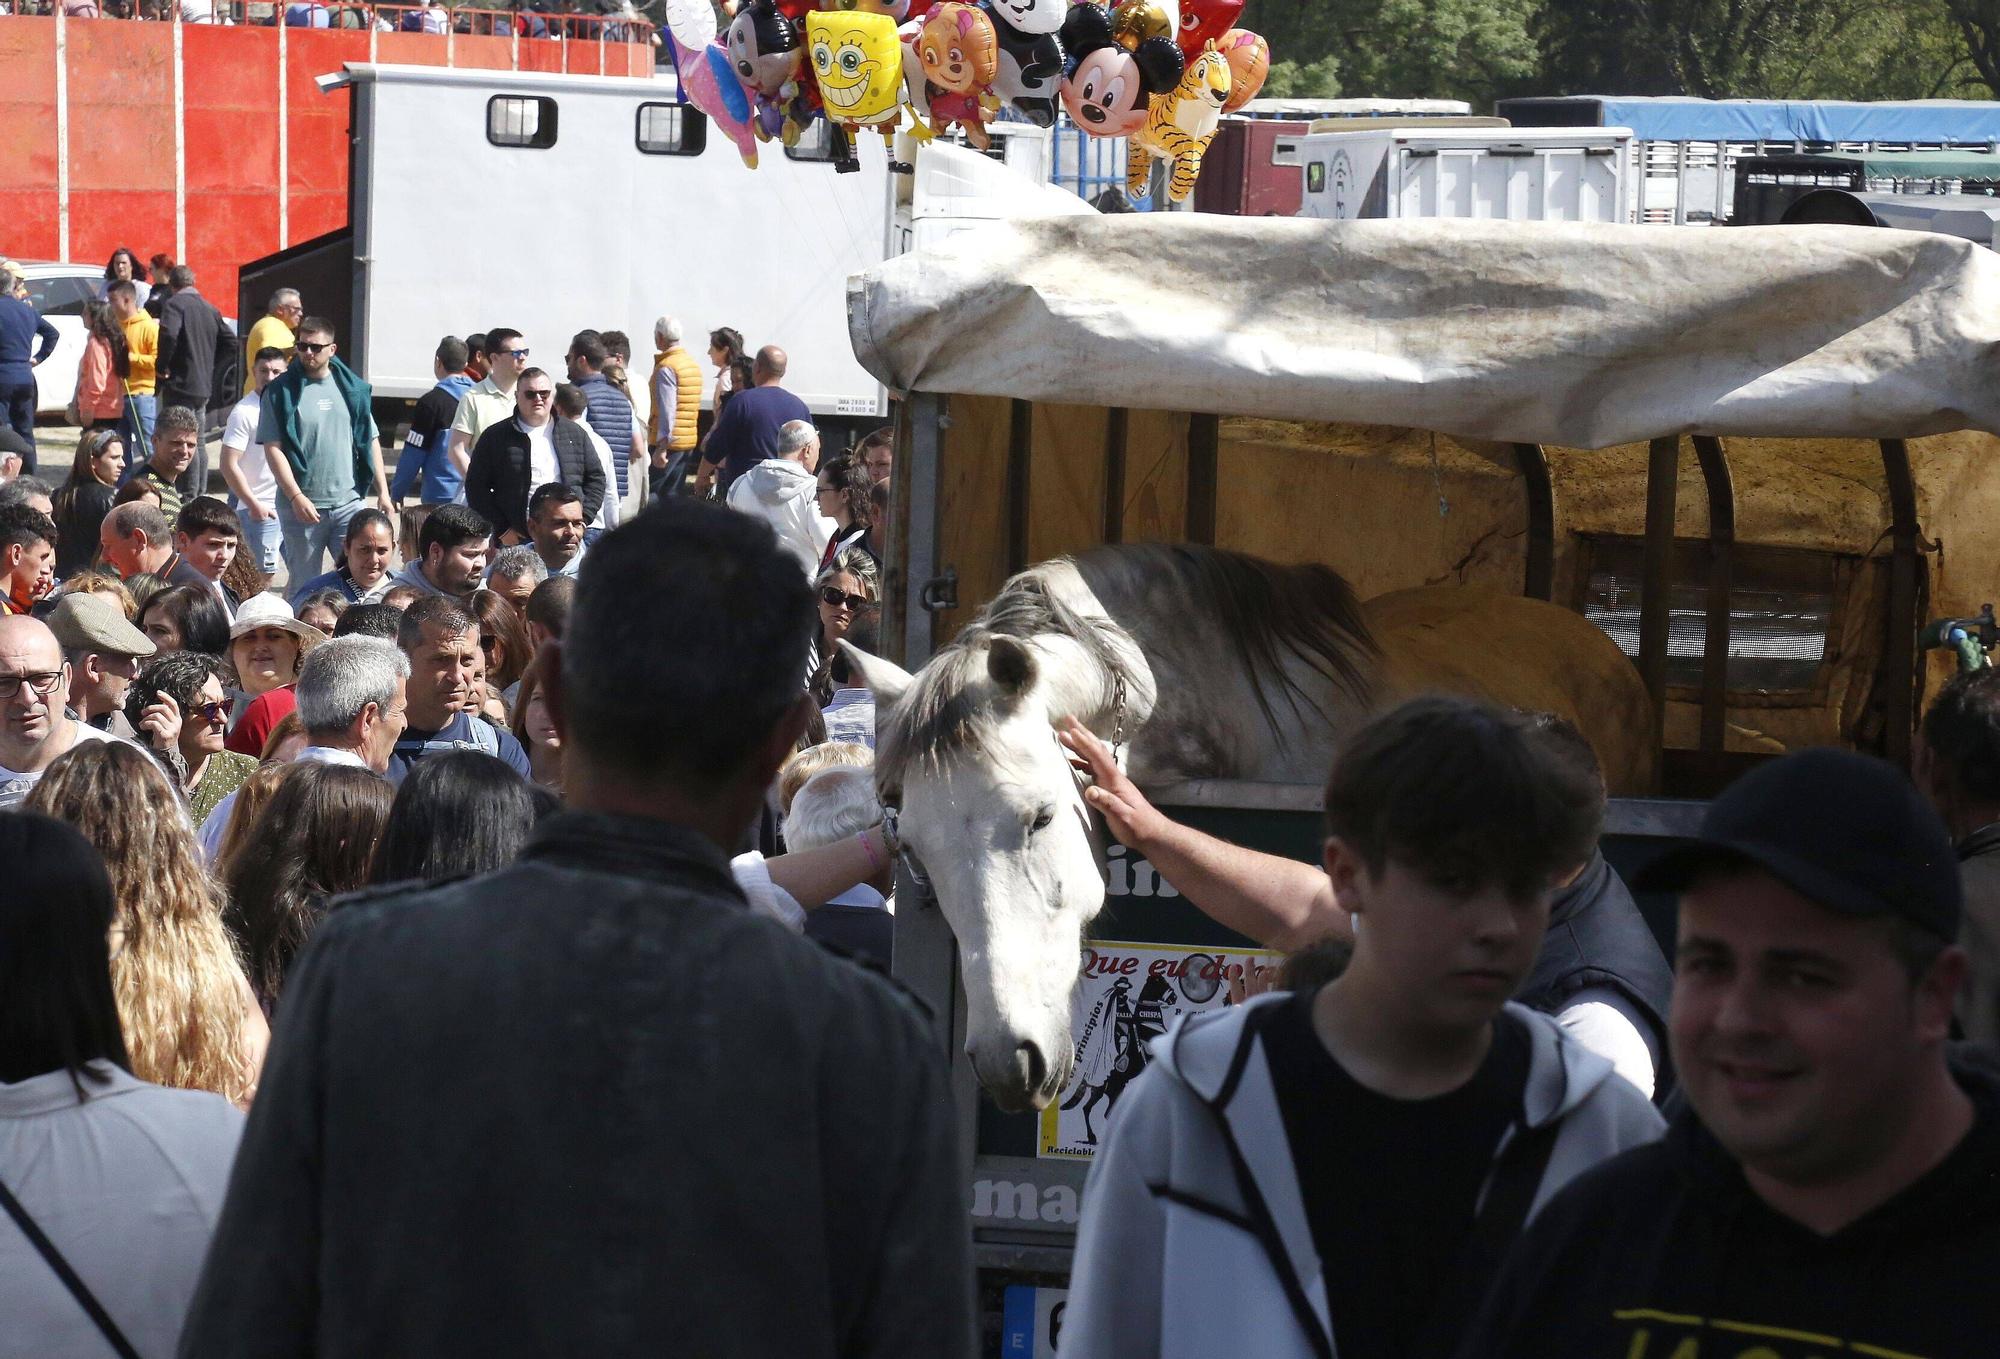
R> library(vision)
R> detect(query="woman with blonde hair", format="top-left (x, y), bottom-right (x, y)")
top-left (24, 741), bottom-right (266, 1109)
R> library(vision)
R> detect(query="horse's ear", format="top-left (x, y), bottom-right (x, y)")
top-left (839, 641), bottom-right (914, 707)
top-left (986, 636), bottom-right (1038, 696)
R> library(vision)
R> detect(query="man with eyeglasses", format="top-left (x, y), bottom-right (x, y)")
top-left (447, 327), bottom-right (529, 486)
top-left (257, 317), bottom-right (393, 589)
top-left (0, 615), bottom-right (117, 809)
top-left (464, 368), bottom-right (605, 548)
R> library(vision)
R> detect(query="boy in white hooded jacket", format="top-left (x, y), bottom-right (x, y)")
top-left (1064, 697), bottom-right (1665, 1359)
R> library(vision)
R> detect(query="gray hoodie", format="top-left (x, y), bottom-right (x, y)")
top-left (1063, 996), bottom-right (1665, 1359)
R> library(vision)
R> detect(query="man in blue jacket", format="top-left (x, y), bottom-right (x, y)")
top-left (390, 335), bottom-right (472, 506)
top-left (0, 265), bottom-right (59, 470)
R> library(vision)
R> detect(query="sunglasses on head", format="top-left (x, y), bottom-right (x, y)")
top-left (820, 586), bottom-right (871, 612)
top-left (295, 339), bottom-right (333, 356)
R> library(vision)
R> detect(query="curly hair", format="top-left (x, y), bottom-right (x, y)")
top-left (24, 742), bottom-right (257, 1105)
top-left (125, 650), bottom-right (227, 736)
top-left (224, 762), bottom-right (393, 1008)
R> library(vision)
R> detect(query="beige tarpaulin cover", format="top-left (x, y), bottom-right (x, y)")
top-left (846, 214), bottom-right (2000, 449)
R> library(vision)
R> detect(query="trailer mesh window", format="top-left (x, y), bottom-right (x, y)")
top-left (784, 119), bottom-right (842, 164)
top-left (487, 96), bottom-right (558, 150)
top-left (1574, 536), bottom-right (1841, 695)
top-left (636, 102), bottom-right (706, 156)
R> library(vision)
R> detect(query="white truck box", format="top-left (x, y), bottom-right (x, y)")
top-left (1297, 125), bottom-right (1633, 224)
top-left (331, 64), bottom-right (1057, 421)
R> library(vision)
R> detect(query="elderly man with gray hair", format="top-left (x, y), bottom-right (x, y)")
top-left (647, 315), bottom-right (704, 500)
top-left (787, 765), bottom-right (894, 967)
top-left (194, 636), bottom-right (409, 861)
top-left (485, 542), bottom-right (548, 620)
top-left (724, 417), bottom-right (832, 577)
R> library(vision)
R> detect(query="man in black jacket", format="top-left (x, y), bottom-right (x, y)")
top-left (177, 500), bottom-right (974, 1358)
top-left (1467, 749), bottom-right (2000, 1359)
top-left (156, 264), bottom-right (234, 495)
top-left (464, 366), bottom-right (605, 543)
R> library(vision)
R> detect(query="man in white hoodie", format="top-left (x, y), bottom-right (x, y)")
top-left (1064, 697), bottom-right (1665, 1359)
top-left (725, 419), bottom-right (831, 578)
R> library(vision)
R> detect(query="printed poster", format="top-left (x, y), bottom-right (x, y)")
top-left (1038, 940), bottom-right (1280, 1160)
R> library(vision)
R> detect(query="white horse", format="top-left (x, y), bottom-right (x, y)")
top-left (844, 543), bottom-right (1652, 1112)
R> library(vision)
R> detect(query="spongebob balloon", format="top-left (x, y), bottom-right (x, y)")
top-left (806, 11), bottom-right (904, 152)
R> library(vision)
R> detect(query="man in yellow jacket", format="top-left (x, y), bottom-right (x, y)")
top-left (242, 288), bottom-right (301, 395)
top-left (109, 280), bottom-right (158, 459)
top-left (647, 315), bottom-right (703, 498)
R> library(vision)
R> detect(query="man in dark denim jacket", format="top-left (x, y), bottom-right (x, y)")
top-left (179, 501), bottom-right (974, 1358)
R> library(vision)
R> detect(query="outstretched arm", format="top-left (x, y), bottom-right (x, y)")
top-left (1058, 718), bottom-right (1347, 952)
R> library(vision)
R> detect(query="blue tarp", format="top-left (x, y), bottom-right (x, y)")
top-left (1503, 96), bottom-right (2000, 144)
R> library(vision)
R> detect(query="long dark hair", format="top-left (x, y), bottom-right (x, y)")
top-left (52, 429), bottom-right (124, 543)
top-left (818, 452), bottom-right (873, 532)
top-left (709, 326), bottom-right (744, 367)
top-left (0, 813), bottom-right (129, 1091)
top-left (369, 751), bottom-right (538, 886)
top-left (224, 763), bottom-right (393, 1008)
top-left (84, 299), bottom-right (131, 379)
top-left (102, 246), bottom-right (142, 285)
top-left (138, 584), bottom-right (231, 658)
top-left (469, 587), bottom-right (533, 693)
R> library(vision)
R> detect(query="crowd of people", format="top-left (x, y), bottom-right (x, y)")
top-left (7, 286), bottom-right (2000, 1357)
top-left (0, 0), bottom-right (651, 37)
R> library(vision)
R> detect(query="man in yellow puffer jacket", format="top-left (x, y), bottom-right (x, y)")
top-left (648, 315), bottom-right (704, 496)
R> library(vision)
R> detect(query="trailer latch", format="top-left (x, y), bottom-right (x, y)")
top-left (918, 568), bottom-right (959, 613)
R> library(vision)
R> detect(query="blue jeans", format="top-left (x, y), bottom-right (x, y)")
top-left (0, 381), bottom-right (35, 470)
top-left (278, 496), bottom-right (363, 590)
top-left (236, 502), bottom-right (283, 575)
top-left (122, 393), bottom-right (157, 461)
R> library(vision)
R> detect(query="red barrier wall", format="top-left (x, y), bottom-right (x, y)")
top-left (1, 16), bottom-right (653, 308)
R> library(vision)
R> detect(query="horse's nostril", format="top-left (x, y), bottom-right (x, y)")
top-left (1016, 1040), bottom-right (1048, 1093)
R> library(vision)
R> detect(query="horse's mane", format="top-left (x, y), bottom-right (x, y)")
top-left (877, 546), bottom-right (1378, 792)
top-left (1081, 543), bottom-right (1377, 733)
top-left (876, 562), bottom-right (1134, 792)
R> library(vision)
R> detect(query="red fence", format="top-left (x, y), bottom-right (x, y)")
top-left (0, 13), bottom-right (654, 305)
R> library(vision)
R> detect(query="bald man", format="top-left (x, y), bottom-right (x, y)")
top-left (693, 344), bottom-right (809, 498)
top-left (0, 615), bottom-right (116, 808)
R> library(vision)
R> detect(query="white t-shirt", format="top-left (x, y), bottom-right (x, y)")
top-left (523, 418), bottom-right (558, 493)
top-left (0, 723), bottom-right (114, 809)
top-left (222, 391), bottom-right (276, 511)
top-left (577, 420), bottom-right (619, 530)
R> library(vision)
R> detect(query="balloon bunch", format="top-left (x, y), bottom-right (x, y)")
top-left (664, 0), bottom-right (1270, 192)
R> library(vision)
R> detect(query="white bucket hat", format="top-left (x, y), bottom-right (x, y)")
top-left (228, 592), bottom-right (326, 651)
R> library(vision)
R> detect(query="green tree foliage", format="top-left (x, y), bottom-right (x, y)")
top-left (1251, 0), bottom-right (1990, 102)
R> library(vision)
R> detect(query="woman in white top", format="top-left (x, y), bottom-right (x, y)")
top-left (0, 813), bottom-right (244, 1359)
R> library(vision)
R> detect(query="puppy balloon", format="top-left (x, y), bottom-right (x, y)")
top-left (916, 2), bottom-right (1000, 147)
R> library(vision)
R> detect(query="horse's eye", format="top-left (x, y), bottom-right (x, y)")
top-left (1029, 805), bottom-right (1056, 833)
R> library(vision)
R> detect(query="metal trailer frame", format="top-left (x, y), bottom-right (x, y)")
top-left (882, 393), bottom-right (1929, 1290)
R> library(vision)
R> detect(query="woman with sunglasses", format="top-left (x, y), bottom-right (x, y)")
top-left (127, 651), bottom-right (257, 827)
top-left (808, 546), bottom-right (880, 707)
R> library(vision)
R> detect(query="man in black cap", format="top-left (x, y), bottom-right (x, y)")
top-left (1467, 747), bottom-right (2000, 1359)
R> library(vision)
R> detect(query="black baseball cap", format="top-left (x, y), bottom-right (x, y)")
top-left (1636, 747), bottom-right (1962, 939)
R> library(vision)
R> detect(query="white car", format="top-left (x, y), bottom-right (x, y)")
top-left (14, 261), bottom-right (97, 417)
top-left (14, 260), bottom-right (240, 422)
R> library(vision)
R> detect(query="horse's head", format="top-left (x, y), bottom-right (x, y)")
top-left (846, 634), bottom-right (1118, 1113)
